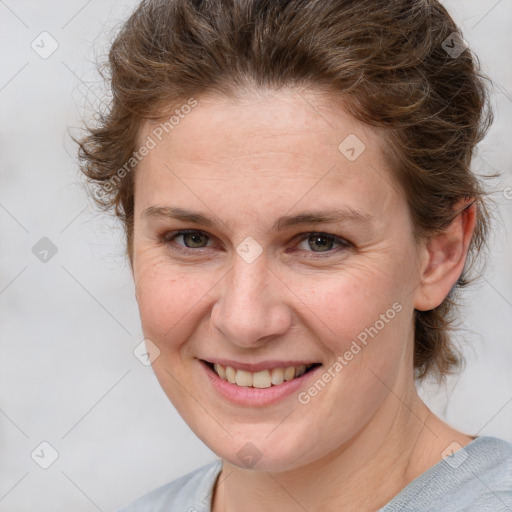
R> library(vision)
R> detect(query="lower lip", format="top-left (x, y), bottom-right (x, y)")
top-left (199, 360), bottom-right (323, 407)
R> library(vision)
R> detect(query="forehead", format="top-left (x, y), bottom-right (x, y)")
top-left (140, 90), bottom-right (384, 169)
top-left (134, 89), bottom-right (402, 223)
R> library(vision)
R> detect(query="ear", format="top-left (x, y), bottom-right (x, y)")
top-left (414, 199), bottom-right (477, 312)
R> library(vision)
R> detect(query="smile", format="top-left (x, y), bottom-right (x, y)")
top-left (202, 361), bottom-right (322, 388)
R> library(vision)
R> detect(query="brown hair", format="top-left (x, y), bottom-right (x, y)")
top-left (77, 0), bottom-right (493, 381)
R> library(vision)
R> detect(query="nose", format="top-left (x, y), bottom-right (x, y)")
top-left (210, 255), bottom-right (292, 348)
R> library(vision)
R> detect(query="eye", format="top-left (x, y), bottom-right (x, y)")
top-left (160, 229), bottom-right (351, 258)
top-left (161, 230), bottom-right (213, 253)
top-left (295, 232), bottom-right (351, 257)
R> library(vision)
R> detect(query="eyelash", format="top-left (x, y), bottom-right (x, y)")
top-left (160, 229), bottom-right (352, 259)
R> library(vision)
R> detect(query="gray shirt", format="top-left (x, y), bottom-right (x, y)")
top-left (118, 436), bottom-right (512, 511)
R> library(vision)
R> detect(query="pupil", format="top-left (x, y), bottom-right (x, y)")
top-left (185, 233), bottom-right (206, 248)
top-left (311, 235), bottom-right (332, 252)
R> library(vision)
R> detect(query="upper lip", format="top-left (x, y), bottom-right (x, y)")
top-left (200, 358), bottom-right (321, 372)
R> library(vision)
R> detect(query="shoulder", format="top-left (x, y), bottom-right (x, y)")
top-left (116, 459), bottom-right (223, 512)
top-left (466, 436), bottom-right (512, 510)
top-left (381, 436), bottom-right (512, 512)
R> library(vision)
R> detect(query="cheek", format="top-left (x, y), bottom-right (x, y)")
top-left (283, 259), bottom-right (405, 350)
top-left (133, 253), bottom-right (213, 346)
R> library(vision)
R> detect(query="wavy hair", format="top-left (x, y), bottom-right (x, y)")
top-left (77, 0), bottom-right (494, 381)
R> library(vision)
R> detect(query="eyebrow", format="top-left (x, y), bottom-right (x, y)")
top-left (141, 206), bottom-right (374, 232)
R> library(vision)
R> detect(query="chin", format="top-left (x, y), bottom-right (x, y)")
top-left (200, 425), bottom-right (325, 473)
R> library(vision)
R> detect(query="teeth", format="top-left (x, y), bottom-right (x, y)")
top-left (211, 362), bottom-right (315, 388)
top-left (253, 370), bottom-right (271, 388)
top-left (235, 369), bottom-right (253, 387)
top-left (214, 363), bottom-right (226, 380)
top-left (225, 365), bottom-right (236, 384)
top-left (284, 367), bottom-right (296, 381)
top-left (295, 364), bottom-right (306, 377)
top-left (270, 367), bottom-right (284, 386)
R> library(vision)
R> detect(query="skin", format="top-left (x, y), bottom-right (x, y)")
top-left (131, 88), bottom-right (476, 511)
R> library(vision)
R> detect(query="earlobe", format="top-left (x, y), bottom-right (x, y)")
top-left (414, 200), bottom-right (477, 312)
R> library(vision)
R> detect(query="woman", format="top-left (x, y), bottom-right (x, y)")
top-left (78, 0), bottom-right (512, 510)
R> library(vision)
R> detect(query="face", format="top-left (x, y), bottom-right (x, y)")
top-left (132, 89), bottom-right (425, 472)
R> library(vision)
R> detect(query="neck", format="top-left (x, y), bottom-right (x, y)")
top-left (212, 381), bottom-right (471, 512)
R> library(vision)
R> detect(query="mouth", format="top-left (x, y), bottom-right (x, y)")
top-left (201, 360), bottom-right (322, 389)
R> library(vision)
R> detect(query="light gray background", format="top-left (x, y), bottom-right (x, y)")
top-left (0, 1), bottom-right (511, 511)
